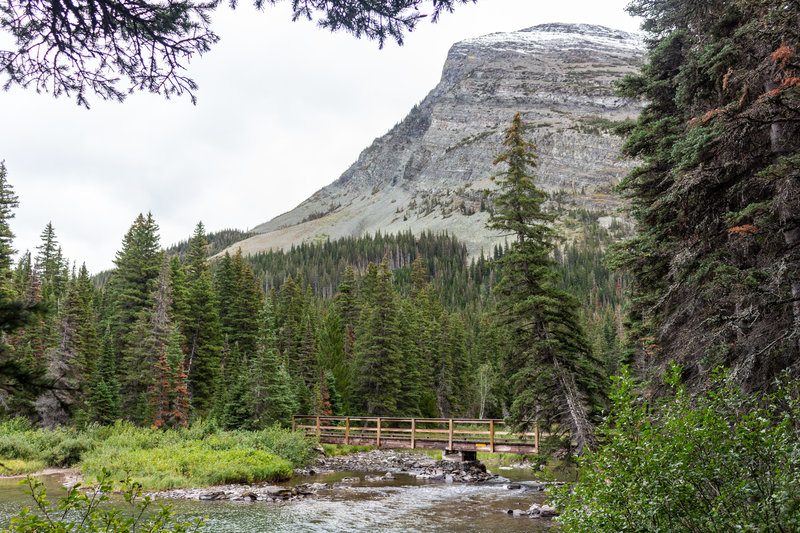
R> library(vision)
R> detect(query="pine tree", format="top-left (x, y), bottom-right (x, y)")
top-left (251, 299), bottom-right (297, 427)
top-left (183, 222), bottom-right (222, 417)
top-left (53, 264), bottom-right (100, 417)
top-left (105, 213), bottom-right (162, 361)
top-left (0, 162), bottom-right (18, 298)
top-left (122, 255), bottom-right (173, 422)
top-left (277, 275), bottom-right (304, 369)
top-left (87, 330), bottom-right (121, 424)
top-left (150, 326), bottom-right (190, 428)
top-left (0, 164), bottom-right (48, 418)
top-left (488, 113), bottom-right (604, 452)
top-left (215, 250), bottom-right (262, 359)
top-left (35, 223), bottom-right (59, 285)
top-left (613, 0), bottom-right (800, 390)
top-left (402, 302), bottom-right (426, 416)
top-left (353, 261), bottom-right (403, 415)
top-left (312, 369), bottom-right (333, 416)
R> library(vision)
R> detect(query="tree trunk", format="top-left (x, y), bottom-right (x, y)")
top-left (553, 357), bottom-right (597, 455)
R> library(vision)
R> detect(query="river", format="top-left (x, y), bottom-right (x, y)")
top-left (0, 467), bottom-right (556, 532)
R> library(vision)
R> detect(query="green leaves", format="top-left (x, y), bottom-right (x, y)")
top-left (552, 367), bottom-right (800, 532)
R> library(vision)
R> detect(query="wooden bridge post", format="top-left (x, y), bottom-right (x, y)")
top-left (292, 416), bottom-right (296, 432)
top-left (448, 419), bottom-right (454, 450)
top-left (490, 420), bottom-right (495, 453)
top-left (345, 417), bottom-right (350, 445)
top-left (377, 418), bottom-right (382, 448)
top-left (411, 418), bottom-right (416, 449)
top-left (316, 416), bottom-right (320, 438)
top-left (534, 423), bottom-right (540, 454)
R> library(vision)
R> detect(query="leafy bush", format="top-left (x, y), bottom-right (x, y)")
top-left (41, 435), bottom-right (94, 467)
top-left (242, 424), bottom-right (316, 467)
top-left (0, 459), bottom-right (46, 475)
top-left (0, 424), bottom-right (94, 468)
top-left (550, 365), bottom-right (800, 532)
top-left (0, 433), bottom-right (38, 461)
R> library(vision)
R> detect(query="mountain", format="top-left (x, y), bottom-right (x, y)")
top-left (222, 23), bottom-right (645, 259)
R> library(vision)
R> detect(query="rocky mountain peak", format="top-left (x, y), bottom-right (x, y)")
top-left (458, 23), bottom-right (642, 53)
top-left (222, 24), bottom-right (645, 260)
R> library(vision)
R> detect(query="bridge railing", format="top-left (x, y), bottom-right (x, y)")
top-left (292, 415), bottom-right (542, 454)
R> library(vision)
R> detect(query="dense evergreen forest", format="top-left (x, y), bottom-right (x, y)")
top-left (0, 159), bottom-right (625, 431)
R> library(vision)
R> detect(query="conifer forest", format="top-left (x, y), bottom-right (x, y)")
top-left (0, 0), bottom-right (799, 531)
top-left (0, 164), bottom-right (627, 431)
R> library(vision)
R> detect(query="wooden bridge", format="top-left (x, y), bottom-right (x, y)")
top-left (293, 416), bottom-right (541, 455)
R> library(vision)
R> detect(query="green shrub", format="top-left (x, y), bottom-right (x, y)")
top-left (321, 444), bottom-right (373, 457)
top-left (42, 435), bottom-right (94, 467)
top-left (0, 433), bottom-right (38, 460)
top-left (550, 365), bottom-right (800, 532)
top-left (243, 424), bottom-right (315, 467)
top-left (0, 417), bottom-right (33, 434)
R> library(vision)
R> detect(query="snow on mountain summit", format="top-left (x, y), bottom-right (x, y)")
top-left (457, 23), bottom-right (644, 55)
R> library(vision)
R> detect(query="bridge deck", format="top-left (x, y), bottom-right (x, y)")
top-left (293, 416), bottom-right (541, 455)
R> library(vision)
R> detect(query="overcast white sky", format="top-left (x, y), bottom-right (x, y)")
top-left (1, 0), bottom-right (641, 273)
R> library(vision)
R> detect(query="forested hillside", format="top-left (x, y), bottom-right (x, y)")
top-left (1, 160), bottom-right (625, 430)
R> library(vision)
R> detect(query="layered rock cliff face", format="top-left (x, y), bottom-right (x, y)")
top-left (226, 23), bottom-right (645, 259)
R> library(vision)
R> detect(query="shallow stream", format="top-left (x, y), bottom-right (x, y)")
top-left (0, 467), bottom-right (556, 532)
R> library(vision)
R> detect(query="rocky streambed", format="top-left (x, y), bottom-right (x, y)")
top-left (298, 449), bottom-right (501, 483)
top-left (147, 450), bottom-right (559, 521)
top-left (151, 450), bottom-right (501, 502)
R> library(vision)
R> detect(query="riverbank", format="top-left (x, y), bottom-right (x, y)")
top-left (0, 419), bottom-right (311, 491)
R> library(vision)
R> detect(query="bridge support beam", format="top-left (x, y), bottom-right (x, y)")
top-left (443, 449), bottom-right (477, 462)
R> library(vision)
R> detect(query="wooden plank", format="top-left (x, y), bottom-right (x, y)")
top-left (448, 419), bottom-right (453, 450)
top-left (316, 416), bottom-right (320, 437)
top-left (411, 418), bottom-right (416, 449)
top-left (297, 426), bottom-right (540, 445)
top-left (314, 436), bottom-right (538, 455)
top-left (345, 417), bottom-right (350, 445)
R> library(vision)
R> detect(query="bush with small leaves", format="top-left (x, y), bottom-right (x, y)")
top-left (549, 365), bottom-right (800, 532)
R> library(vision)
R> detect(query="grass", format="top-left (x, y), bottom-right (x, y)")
top-left (321, 444), bottom-right (374, 457)
top-left (0, 458), bottom-right (47, 475)
top-left (0, 418), bottom-right (316, 490)
top-left (81, 439), bottom-right (292, 490)
top-left (476, 452), bottom-right (532, 463)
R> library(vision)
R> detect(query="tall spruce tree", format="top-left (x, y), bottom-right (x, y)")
top-left (122, 255), bottom-right (173, 422)
top-left (0, 164), bottom-right (49, 416)
top-left (353, 261), bottom-right (403, 416)
top-left (88, 329), bottom-right (121, 424)
top-left (0, 162), bottom-right (18, 298)
top-left (488, 113), bottom-right (604, 453)
top-left (251, 299), bottom-right (297, 427)
top-left (183, 222), bottom-right (222, 417)
top-left (105, 213), bottom-right (162, 362)
top-left (613, 0), bottom-right (800, 390)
